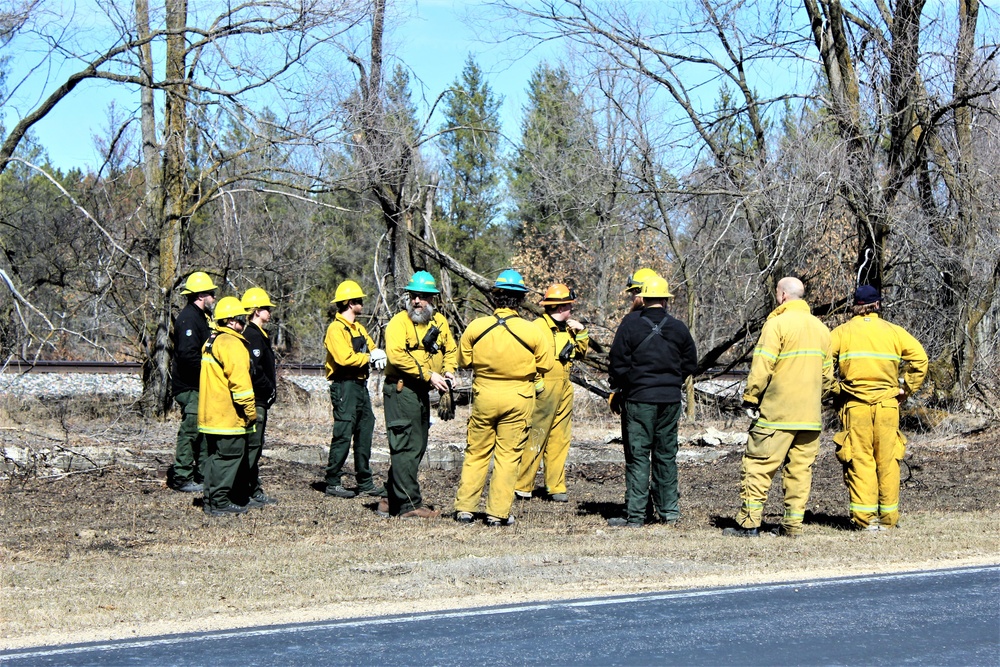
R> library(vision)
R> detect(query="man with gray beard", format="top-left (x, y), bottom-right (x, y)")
top-left (377, 271), bottom-right (457, 518)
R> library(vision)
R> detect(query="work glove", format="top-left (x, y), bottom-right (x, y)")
top-left (534, 379), bottom-right (545, 395)
top-left (369, 348), bottom-right (387, 371)
top-left (437, 380), bottom-right (455, 421)
top-left (608, 391), bottom-right (623, 416)
top-left (742, 400), bottom-right (760, 421)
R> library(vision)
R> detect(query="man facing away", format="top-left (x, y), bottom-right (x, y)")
top-left (199, 296), bottom-right (256, 516)
top-left (169, 271), bottom-right (217, 493)
top-left (724, 276), bottom-right (834, 537)
top-left (607, 276), bottom-right (697, 527)
top-left (515, 283), bottom-right (589, 503)
top-left (454, 269), bottom-right (554, 527)
top-left (830, 285), bottom-right (927, 531)
top-left (377, 271), bottom-right (457, 519)
top-left (322, 280), bottom-right (387, 499)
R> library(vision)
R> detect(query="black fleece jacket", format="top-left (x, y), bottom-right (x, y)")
top-left (608, 306), bottom-right (698, 404)
top-left (243, 321), bottom-right (277, 408)
top-left (171, 302), bottom-right (212, 395)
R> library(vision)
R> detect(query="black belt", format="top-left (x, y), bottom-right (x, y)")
top-left (329, 377), bottom-right (367, 385)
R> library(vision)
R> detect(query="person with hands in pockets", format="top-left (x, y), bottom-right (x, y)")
top-left (322, 279), bottom-right (387, 499)
top-left (377, 271), bottom-right (457, 519)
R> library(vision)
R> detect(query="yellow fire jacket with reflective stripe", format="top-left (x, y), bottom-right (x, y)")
top-left (459, 308), bottom-right (554, 383)
top-left (324, 313), bottom-right (375, 380)
top-left (533, 313), bottom-right (588, 381)
top-left (742, 299), bottom-right (834, 431)
top-left (197, 327), bottom-right (256, 435)
top-left (831, 314), bottom-right (928, 405)
top-left (384, 310), bottom-right (458, 382)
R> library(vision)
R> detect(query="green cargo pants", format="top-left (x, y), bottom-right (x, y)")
top-left (623, 401), bottom-right (682, 524)
top-left (240, 405), bottom-right (268, 501)
top-left (325, 380), bottom-right (376, 490)
top-left (172, 390), bottom-right (207, 484)
top-left (204, 434), bottom-right (248, 510)
top-left (382, 381), bottom-right (430, 514)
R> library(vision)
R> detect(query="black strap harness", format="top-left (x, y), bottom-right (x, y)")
top-left (471, 315), bottom-right (533, 354)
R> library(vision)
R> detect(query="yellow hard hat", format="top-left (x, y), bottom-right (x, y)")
top-left (539, 283), bottom-right (577, 305)
top-left (214, 296), bottom-right (249, 322)
top-left (332, 280), bottom-right (366, 304)
top-left (640, 276), bottom-right (674, 298)
top-left (241, 287), bottom-right (275, 310)
top-left (181, 271), bottom-right (218, 295)
top-left (624, 268), bottom-right (659, 293)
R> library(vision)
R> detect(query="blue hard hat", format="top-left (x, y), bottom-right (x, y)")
top-left (494, 269), bottom-right (528, 292)
top-left (404, 270), bottom-right (440, 294)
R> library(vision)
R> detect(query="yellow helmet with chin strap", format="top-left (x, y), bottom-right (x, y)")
top-left (640, 276), bottom-right (674, 298)
top-left (624, 268), bottom-right (659, 293)
top-left (214, 296), bottom-right (249, 322)
top-left (332, 280), bottom-right (366, 304)
top-left (241, 287), bottom-right (275, 310)
top-left (181, 271), bottom-right (218, 295)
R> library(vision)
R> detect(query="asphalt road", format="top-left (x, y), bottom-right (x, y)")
top-left (3, 565), bottom-right (998, 666)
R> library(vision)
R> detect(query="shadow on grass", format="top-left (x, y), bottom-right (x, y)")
top-left (804, 511), bottom-right (853, 531)
top-left (577, 501), bottom-right (623, 520)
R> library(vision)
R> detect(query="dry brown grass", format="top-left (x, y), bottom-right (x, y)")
top-left (1, 392), bottom-right (998, 650)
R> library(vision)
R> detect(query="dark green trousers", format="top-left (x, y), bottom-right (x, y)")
top-left (623, 401), bottom-right (681, 523)
top-left (383, 382), bottom-right (430, 514)
top-left (241, 405), bottom-right (268, 500)
top-left (325, 380), bottom-right (376, 490)
top-left (204, 434), bottom-right (248, 509)
top-left (173, 390), bottom-right (207, 484)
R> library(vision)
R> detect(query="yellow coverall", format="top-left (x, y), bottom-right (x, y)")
top-left (737, 300), bottom-right (834, 534)
top-left (454, 308), bottom-right (554, 520)
top-left (831, 314), bottom-right (927, 528)
top-left (515, 313), bottom-right (588, 496)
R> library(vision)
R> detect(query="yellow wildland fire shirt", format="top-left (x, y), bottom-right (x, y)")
top-left (831, 314), bottom-right (928, 405)
top-left (384, 311), bottom-right (457, 382)
top-left (743, 299), bottom-right (834, 431)
top-left (197, 327), bottom-right (256, 435)
top-left (459, 308), bottom-right (554, 384)
top-left (324, 313), bottom-right (375, 381)
top-left (533, 313), bottom-right (588, 381)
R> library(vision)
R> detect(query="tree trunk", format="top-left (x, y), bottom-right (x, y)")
top-left (140, 0), bottom-right (189, 417)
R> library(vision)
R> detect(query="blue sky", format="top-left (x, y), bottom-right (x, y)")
top-left (16, 1), bottom-right (551, 172)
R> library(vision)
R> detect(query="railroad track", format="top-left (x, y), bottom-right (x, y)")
top-left (2, 360), bottom-right (327, 376)
top-left (2, 360), bottom-right (746, 384)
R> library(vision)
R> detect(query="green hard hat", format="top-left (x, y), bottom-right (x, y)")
top-left (404, 270), bottom-right (440, 294)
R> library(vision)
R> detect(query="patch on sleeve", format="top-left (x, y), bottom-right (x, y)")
top-left (185, 329), bottom-right (193, 336)
top-left (252, 349), bottom-right (261, 357)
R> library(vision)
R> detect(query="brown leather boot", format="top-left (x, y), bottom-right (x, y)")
top-left (400, 506), bottom-right (440, 519)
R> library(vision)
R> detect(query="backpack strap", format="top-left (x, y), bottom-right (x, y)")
top-left (471, 315), bottom-right (533, 354)
top-left (634, 315), bottom-right (665, 354)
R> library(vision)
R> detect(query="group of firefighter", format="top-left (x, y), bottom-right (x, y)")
top-left (166, 265), bottom-right (928, 534)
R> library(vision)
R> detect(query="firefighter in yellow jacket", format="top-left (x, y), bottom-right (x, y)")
top-left (454, 269), bottom-right (554, 527)
top-left (724, 277), bottom-right (835, 537)
top-left (378, 271), bottom-right (457, 518)
top-left (831, 285), bottom-right (927, 530)
top-left (198, 296), bottom-right (256, 516)
top-left (515, 283), bottom-right (589, 502)
top-left (322, 280), bottom-right (387, 499)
